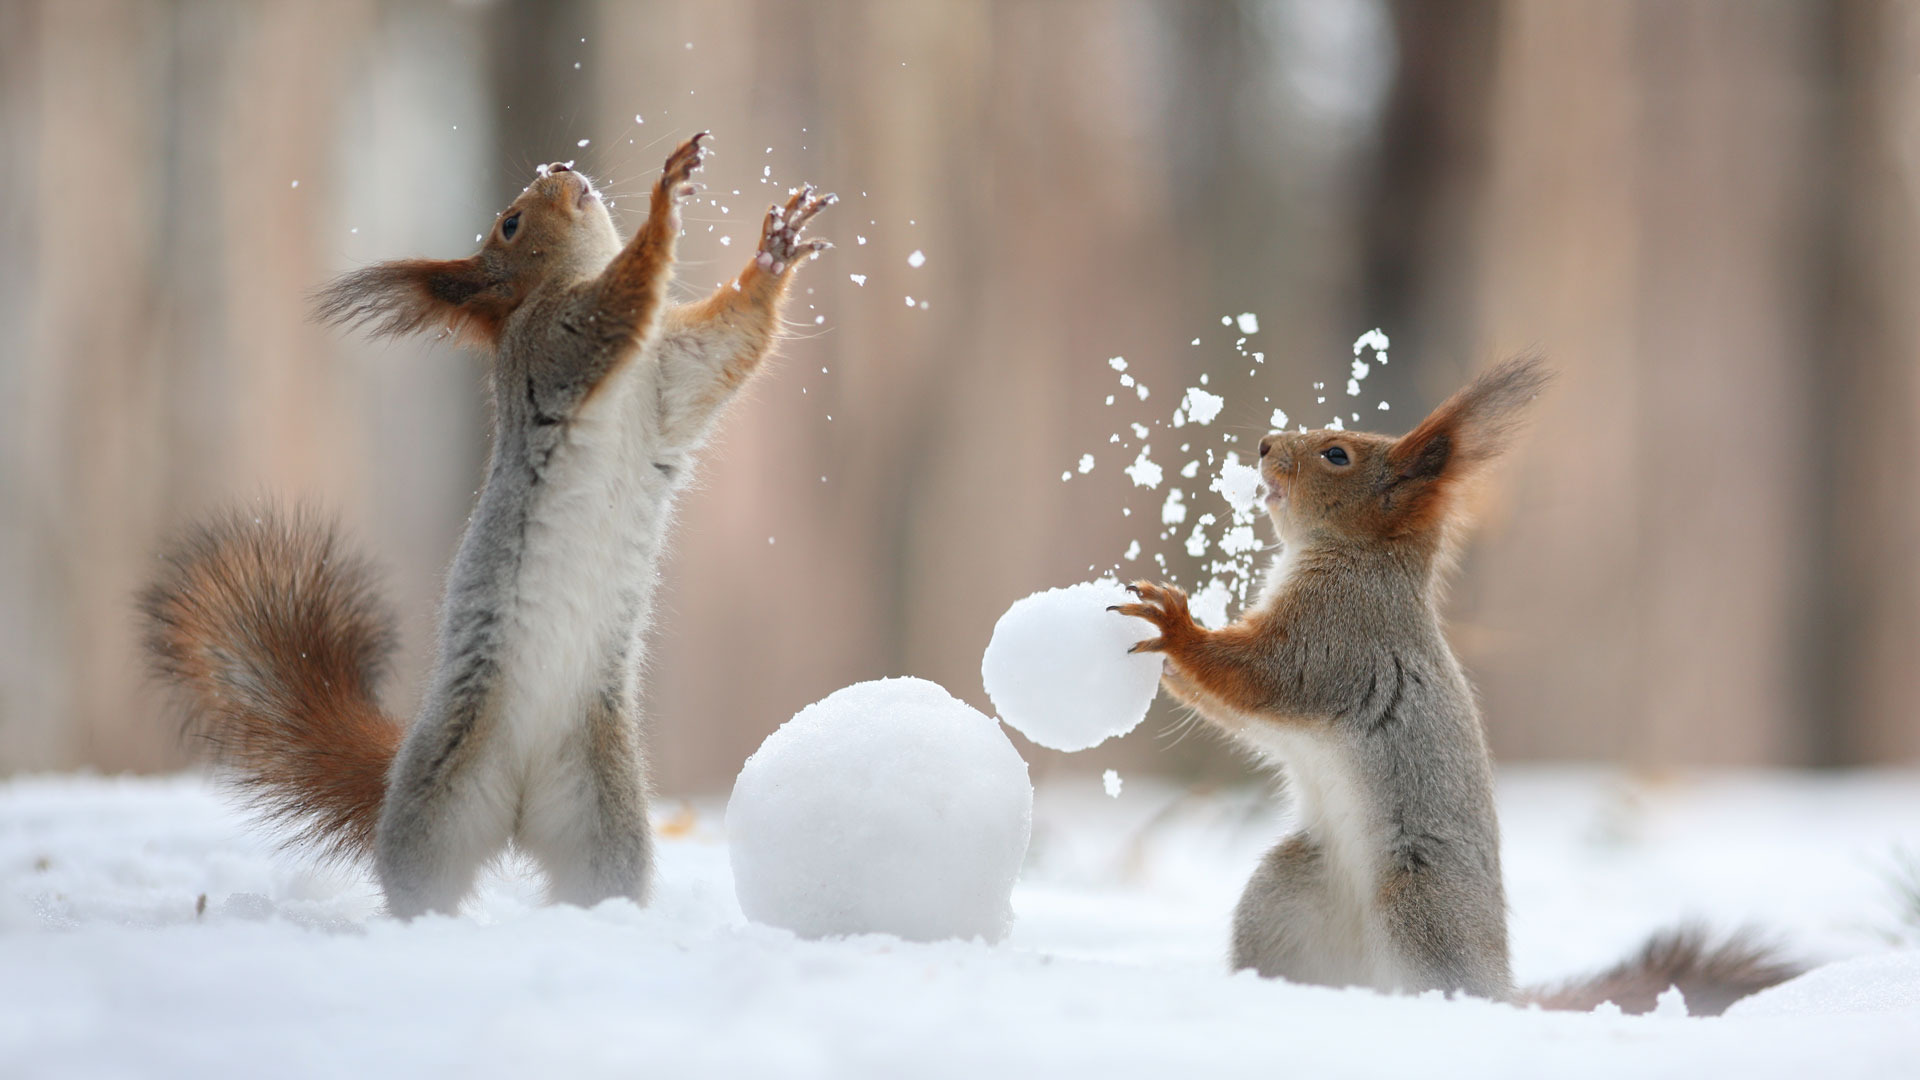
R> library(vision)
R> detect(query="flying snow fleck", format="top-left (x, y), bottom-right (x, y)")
top-left (1270, 408), bottom-right (1289, 429)
top-left (1077, 454), bottom-right (1095, 475)
top-left (1353, 328), bottom-right (1389, 363)
top-left (849, 274), bottom-right (867, 286)
top-left (1102, 769), bottom-right (1123, 798)
top-left (1210, 459), bottom-right (1262, 513)
top-left (1161, 488), bottom-right (1188, 526)
top-left (1179, 387), bottom-right (1226, 426)
top-left (907, 249), bottom-right (926, 268)
top-left (1236, 312), bottom-right (1259, 334)
top-left (1124, 446), bottom-right (1163, 489)
top-left (1192, 580), bottom-right (1232, 630)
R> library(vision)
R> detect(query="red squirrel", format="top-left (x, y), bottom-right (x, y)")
top-left (142, 134), bottom-right (834, 917)
top-left (1116, 357), bottom-right (1800, 1013)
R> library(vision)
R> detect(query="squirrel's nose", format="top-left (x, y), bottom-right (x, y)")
top-left (546, 162), bottom-right (571, 174)
top-left (1259, 436), bottom-right (1276, 458)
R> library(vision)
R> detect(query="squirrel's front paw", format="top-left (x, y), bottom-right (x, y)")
top-left (1108, 581), bottom-right (1197, 654)
top-left (758, 184), bottom-right (836, 275)
top-left (654, 131), bottom-right (710, 211)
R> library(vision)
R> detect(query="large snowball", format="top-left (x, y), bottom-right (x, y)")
top-left (981, 580), bottom-right (1164, 752)
top-left (726, 677), bottom-right (1032, 943)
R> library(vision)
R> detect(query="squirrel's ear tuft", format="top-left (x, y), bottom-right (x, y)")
top-left (311, 257), bottom-right (515, 347)
top-left (1383, 353), bottom-right (1553, 531)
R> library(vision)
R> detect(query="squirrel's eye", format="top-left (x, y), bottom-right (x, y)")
top-left (501, 213), bottom-right (521, 241)
top-left (1322, 446), bottom-right (1350, 467)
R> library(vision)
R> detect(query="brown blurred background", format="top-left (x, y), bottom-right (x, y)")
top-left (2, 0), bottom-right (1915, 794)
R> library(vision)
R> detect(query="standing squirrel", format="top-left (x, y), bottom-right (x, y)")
top-left (141, 133), bottom-right (834, 918)
top-left (1115, 357), bottom-right (1800, 1014)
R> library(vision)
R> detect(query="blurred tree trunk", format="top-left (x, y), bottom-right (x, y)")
top-left (1811, 0), bottom-right (1920, 764)
top-left (1355, 0), bottom-right (1501, 411)
top-left (1463, 0), bottom-right (1827, 766)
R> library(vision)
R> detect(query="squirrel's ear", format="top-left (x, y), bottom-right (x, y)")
top-left (1384, 354), bottom-right (1553, 527)
top-left (312, 256), bottom-right (516, 346)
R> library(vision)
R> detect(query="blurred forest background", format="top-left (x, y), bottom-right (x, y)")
top-left (2, 0), bottom-right (1916, 793)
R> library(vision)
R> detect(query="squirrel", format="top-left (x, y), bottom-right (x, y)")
top-left (1114, 356), bottom-right (1801, 1014)
top-left (140, 133), bottom-right (835, 918)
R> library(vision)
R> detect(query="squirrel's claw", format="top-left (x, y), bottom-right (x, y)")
top-left (1113, 581), bottom-right (1196, 654)
top-left (758, 182), bottom-right (835, 273)
top-left (656, 132), bottom-right (710, 205)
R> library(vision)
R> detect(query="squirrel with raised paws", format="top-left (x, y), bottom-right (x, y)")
top-left (1117, 356), bottom-right (1800, 1013)
top-left (142, 133), bottom-right (835, 918)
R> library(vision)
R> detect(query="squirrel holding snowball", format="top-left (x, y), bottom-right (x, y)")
top-left (1116, 357), bottom-right (1798, 1013)
top-left (141, 133), bottom-right (835, 918)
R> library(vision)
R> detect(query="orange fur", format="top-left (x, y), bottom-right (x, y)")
top-left (311, 256), bottom-right (518, 349)
top-left (140, 507), bottom-right (401, 863)
top-left (1525, 925), bottom-right (1804, 1016)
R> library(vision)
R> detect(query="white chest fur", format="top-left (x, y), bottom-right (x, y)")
top-left (498, 359), bottom-right (675, 751)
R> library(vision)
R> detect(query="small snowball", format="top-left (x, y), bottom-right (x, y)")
top-left (849, 274), bottom-right (867, 286)
top-left (1102, 769), bottom-right (1123, 798)
top-left (1109, 356), bottom-right (1129, 372)
top-left (1077, 454), bottom-right (1096, 475)
top-left (1236, 312), bottom-right (1259, 334)
top-left (1269, 408), bottom-right (1289, 429)
top-left (983, 581), bottom-right (1164, 753)
top-left (728, 677), bottom-right (1032, 942)
top-left (907, 249), bottom-right (926, 268)
top-left (1123, 540), bottom-right (1141, 561)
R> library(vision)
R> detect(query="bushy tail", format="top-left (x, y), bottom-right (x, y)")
top-left (140, 505), bottom-right (402, 863)
top-left (1524, 923), bottom-right (1804, 1016)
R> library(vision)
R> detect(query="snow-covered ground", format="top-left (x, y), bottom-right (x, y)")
top-left (2, 768), bottom-right (1916, 1078)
